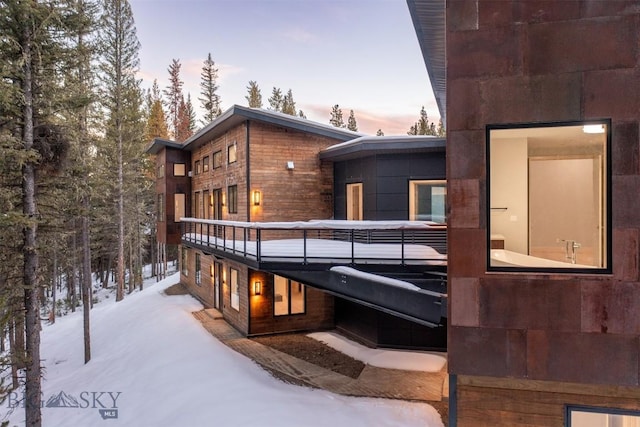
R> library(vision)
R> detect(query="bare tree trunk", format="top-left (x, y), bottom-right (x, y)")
top-left (8, 320), bottom-right (18, 391)
top-left (50, 247), bottom-right (57, 324)
top-left (21, 25), bottom-right (42, 426)
top-left (82, 200), bottom-right (91, 363)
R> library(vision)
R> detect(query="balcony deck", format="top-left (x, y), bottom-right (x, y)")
top-left (180, 219), bottom-right (448, 327)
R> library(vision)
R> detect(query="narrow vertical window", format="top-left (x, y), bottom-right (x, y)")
top-left (213, 151), bottom-right (222, 169)
top-left (228, 185), bottom-right (238, 214)
top-left (158, 193), bottom-right (165, 222)
top-left (230, 268), bottom-right (239, 310)
top-left (228, 143), bottom-right (237, 164)
top-left (195, 253), bottom-right (201, 286)
top-left (195, 160), bottom-right (201, 175)
top-left (203, 156), bottom-right (209, 172)
top-left (181, 247), bottom-right (188, 276)
top-left (346, 183), bottom-right (363, 220)
top-left (174, 193), bottom-right (185, 222)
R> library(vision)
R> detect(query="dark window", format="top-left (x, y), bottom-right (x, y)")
top-left (157, 193), bottom-right (165, 222)
top-left (228, 185), bottom-right (238, 214)
top-left (157, 164), bottom-right (165, 179)
top-left (181, 247), bottom-right (188, 276)
top-left (213, 151), bottom-right (222, 169)
top-left (203, 156), bottom-right (209, 172)
top-left (195, 253), bottom-right (201, 286)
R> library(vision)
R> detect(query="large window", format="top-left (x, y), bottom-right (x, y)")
top-left (567, 406), bottom-right (640, 427)
top-left (230, 268), bottom-right (239, 311)
top-left (409, 180), bottom-right (446, 223)
top-left (274, 276), bottom-right (305, 316)
top-left (174, 193), bottom-right (185, 222)
top-left (228, 185), bottom-right (238, 214)
top-left (487, 120), bottom-right (610, 272)
top-left (195, 253), bottom-right (201, 286)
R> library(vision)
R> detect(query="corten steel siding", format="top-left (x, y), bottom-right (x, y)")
top-left (333, 152), bottom-right (445, 220)
top-left (445, 1), bottom-right (640, 425)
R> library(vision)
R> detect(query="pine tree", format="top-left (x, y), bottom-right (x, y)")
top-left (408, 106), bottom-right (439, 136)
top-left (175, 94), bottom-right (195, 142)
top-left (245, 80), bottom-right (262, 108)
top-left (145, 80), bottom-right (169, 141)
top-left (347, 110), bottom-right (358, 131)
top-left (0, 0), bottom-right (95, 422)
top-left (329, 104), bottom-right (345, 128)
top-left (98, 0), bottom-right (145, 302)
top-left (163, 58), bottom-right (183, 139)
top-left (282, 89), bottom-right (297, 115)
top-left (376, 129), bottom-right (384, 136)
top-left (268, 87), bottom-right (283, 112)
top-left (199, 52), bottom-right (221, 124)
top-left (436, 118), bottom-right (445, 136)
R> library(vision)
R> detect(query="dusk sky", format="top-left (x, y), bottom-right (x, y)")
top-left (129, 0), bottom-right (439, 135)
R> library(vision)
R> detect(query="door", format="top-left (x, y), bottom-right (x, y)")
top-left (346, 183), bottom-right (363, 220)
top-left (203, 190), bottom-right (210, 219)
top-left (212, 189), bottom-right (222, 220)
top-left (529, 156), bottom-right (603, 266)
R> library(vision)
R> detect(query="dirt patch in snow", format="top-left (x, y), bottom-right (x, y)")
top-left (252, 333), bottom-right (365, 379)
top-left (164, 283), bottom-right (189, 295)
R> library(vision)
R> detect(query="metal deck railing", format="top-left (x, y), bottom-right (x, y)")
top-left (180, 219), bottom-right (447, 267)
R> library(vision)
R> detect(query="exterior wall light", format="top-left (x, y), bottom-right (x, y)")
top-left (209, 194), bottom-right (214, 207)
top-left (254, 281), bottom-right (262, 296)
top-left (252, 190), bottom-right (261, 206)
top-left (221, 192), bottom-right (226, 206)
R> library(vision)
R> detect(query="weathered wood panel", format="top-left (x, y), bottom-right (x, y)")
top-left (456, 375), bottom-right (640, 427)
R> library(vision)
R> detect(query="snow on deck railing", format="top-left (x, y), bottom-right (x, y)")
top-left (180, 219), bottom-right (447, 266)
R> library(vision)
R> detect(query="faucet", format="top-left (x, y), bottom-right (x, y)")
top-left (558, 239), bottom-right (581, 264)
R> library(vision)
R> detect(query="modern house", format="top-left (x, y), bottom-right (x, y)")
top-left (147, 105), bottom-right (448, 350)
top-left (409, 0), bottom-right (640, 425)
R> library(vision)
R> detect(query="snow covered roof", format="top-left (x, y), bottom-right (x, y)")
top-left (145, 104), bottom-right (363, 155)
top-left (320, 135), bottom-right (445, 161)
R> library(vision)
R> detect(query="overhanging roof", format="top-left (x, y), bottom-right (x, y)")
top-left (406, 0), bottom-right (446, 124)
top-left (145, 104), bottom-right (362, 154)
top-left (320, 135), bottom-right (446, 161)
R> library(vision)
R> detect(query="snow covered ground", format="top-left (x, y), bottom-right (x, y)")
top-left (3, 273), bottom-right (444, 427)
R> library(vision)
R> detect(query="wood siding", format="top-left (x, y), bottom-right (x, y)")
top-left (456, 375), bottom-right (640, 427)
top-left (248, 270), bottom-right (334, 336)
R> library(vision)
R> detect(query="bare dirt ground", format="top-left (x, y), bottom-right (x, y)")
top-left (252, 333), bottom-right (365, 379)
